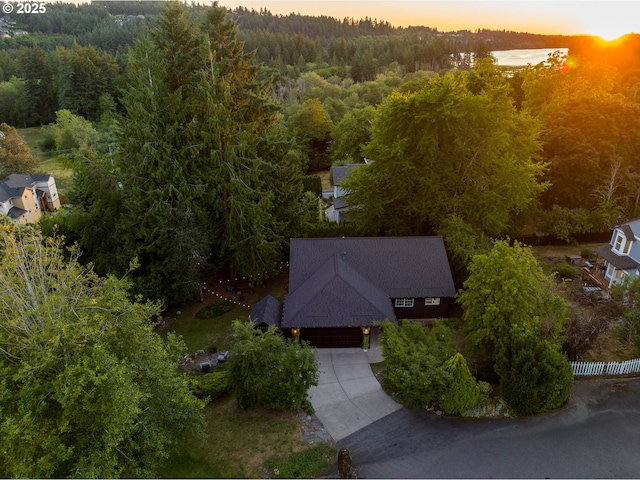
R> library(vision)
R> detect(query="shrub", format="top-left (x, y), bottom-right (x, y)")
top-left (439, 353), bottom-right (480, 414)
top-left (552, 263), bottom-right (576, 281)
top-left (379, 319), bottom-right (454, 409)
top-left (580, 248), bottom-right (597, 259)
top-left (495, 331), bottom-right (573, 415)
top-left (228, 321), bottom-right (319, 410)
top-left (477, 381), bottom-right (493, 397)
top-left (562, 310), bottom-right (610, 360)
top-left (195, 300), bottom-right (235, 319)
top-left (301, 175), bottom-right (323, 197)
top-left (189, 370), bottom-right (231, 401)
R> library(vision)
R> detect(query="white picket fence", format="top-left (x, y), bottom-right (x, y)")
top-left (570, 358), bottom-right (640, 376)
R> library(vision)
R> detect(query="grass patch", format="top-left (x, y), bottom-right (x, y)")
top-left (195, 300), bottom-right (235, 319)
top-left (158, 272), bottom-right (322, 479)
top-left (162, 305), bottom-right (249, 352)
top-left (37, 155), bottom-right (74, 196)
top-left (266, 443), bottom-right (335, 479)
top-left (158, 395), bottom-right (317, 478)
top-left (315, 168), bottom-right (331, 190)
top-left (17, 127), bottom-right (74, 197)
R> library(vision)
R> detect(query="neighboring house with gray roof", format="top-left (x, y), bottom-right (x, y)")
top-left (324, 163), bottom-right (364, 223)
top-left (0, 174), bottom-right (61, 224)
top-left (596, 217), bottom-right (640, 287)
top-left (264, 236), bottom-right (456, 348)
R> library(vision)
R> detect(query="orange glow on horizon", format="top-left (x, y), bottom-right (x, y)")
top-left (216, 1), bottom-right (637, 38)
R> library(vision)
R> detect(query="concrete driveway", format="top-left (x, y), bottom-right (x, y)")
top-left (308, 341), bottom-right (402, 441)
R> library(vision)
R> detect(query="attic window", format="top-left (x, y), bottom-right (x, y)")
top-left (394, 298), bottom-right (414, 308)
top-left (614, 232), bottom-right (632, 254)
top-left (614, 233), bottom-right (624, 252)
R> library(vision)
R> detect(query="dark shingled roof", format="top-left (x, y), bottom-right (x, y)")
top-left (250, 294), bottom-right (282, 328)
top-left (0, 174), bottom-right (52, 203)
top-left (331, 164), bottom-right (362, 186)
top-left (596, 244), bottom-right (640, 270)
top-left (0, 182), bottom-right (16, 203)
top-left (282, 254), bottom-right (396, 328)
top-left (7, 206), bottom-right (26, 220)
top-left (333, 197), bottom-right (349, 210)
top-left (284, 237), bottom-right (455, 328)
top-left (620, 224), bottom-right (636, 241)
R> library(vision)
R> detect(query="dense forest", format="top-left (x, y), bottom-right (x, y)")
top-left (2, 1), bottom-right (640, 302)
top-left (4, 2), bottom-right (640, 476)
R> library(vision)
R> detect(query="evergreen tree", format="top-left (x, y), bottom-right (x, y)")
top-left (18, 44), bottom-right (58, 125)
top-left (439, 352), bottom-right (480, 415)
top-left (495, 330), bottom-right (573, 416)
top-left (116, 2), bottom-right (283, 305)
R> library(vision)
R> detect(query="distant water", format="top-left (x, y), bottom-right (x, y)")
top-left (491, 48), bottom-right (569, 66)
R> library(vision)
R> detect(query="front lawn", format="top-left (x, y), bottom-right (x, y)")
top-left (158, 395), bottom-right (329, 478)
top-left (157, 271), bottom-right (335, 478)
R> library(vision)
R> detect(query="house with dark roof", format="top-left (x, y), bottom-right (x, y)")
top-left (250, 236), bottom-right (456, 348)
top-left (0, 174), bottom-right (61, 224)
top-left (596, 217), bottom-right (640, 287)
top-left (324, 164), bottom-right (363, 223)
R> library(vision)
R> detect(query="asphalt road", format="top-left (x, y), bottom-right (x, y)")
top-left (333, 378), bottom-right (640, 478)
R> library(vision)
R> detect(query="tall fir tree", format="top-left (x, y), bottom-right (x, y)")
top-left (116, 2), bottom-right (286, 305)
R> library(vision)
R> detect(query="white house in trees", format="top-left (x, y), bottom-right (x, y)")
top-left (596, 217), bottom-right (640, 287)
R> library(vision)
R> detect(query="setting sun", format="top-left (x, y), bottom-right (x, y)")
top-left (578, 2), bottom-right (637, 40)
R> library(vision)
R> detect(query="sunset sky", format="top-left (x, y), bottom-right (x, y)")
top-left (215, 1), bottom-right (638, 40)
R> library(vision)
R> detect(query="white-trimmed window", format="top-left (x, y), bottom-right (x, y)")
top-left (394, 298), bottom-right (414, 308)
top-left (613, 231), bottom-right (633, 255)
top-left (606, 263), bottom-right (616, 279)
top-left (614, 232), bottom-right (625, 253)
top-left (424, 297), bottom-right (441, 306)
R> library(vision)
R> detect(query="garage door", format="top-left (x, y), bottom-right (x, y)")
top-left (299, 327), bottom-right (362, 348)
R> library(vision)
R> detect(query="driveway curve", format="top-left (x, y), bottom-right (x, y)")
top-left (308, 346), bottom-right (402, 442)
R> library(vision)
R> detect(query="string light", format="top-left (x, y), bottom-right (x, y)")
top-left (199, 261), bottom-right (290, 309)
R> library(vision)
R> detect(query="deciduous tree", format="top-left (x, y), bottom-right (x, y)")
top-left (457, 240), bottom-right (567, 358)
top-left (342, 73), bottom-right (546, 238)
top-left (0, 226), bottom-right (205, 479)
top-left (228, 321), bottom-right (318, 410)
top-left (0, 122), bottom-right (37, 177)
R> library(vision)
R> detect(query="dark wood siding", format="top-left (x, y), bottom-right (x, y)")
top-left (392, 297), bottom-right (451, 319)
top-left (299, 327), bottom-right (362, 348)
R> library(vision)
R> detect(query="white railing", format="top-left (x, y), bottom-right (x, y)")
top-left (570, 358), bottom-right (640, 376)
